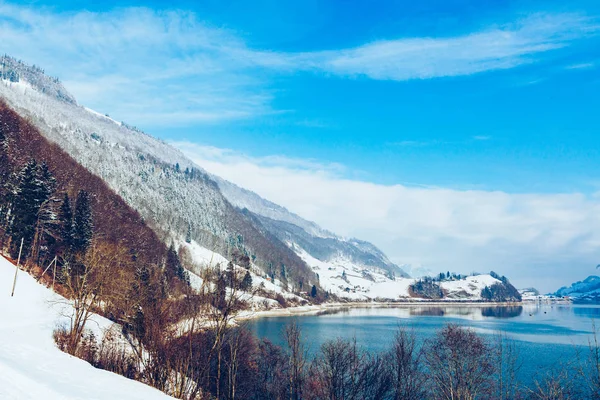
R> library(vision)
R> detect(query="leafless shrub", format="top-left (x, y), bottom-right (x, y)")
top-left (306, 337), bottom-right (392, 400)
top-left (387, 326), bottom-right (427, 400)
top-left (424, 324), bottom-right (495, 400)
top-left (494, 333), bottom-right (524, 400)
top-left (528, 368), bottom-right (578, 400)
top-left (576, 321), bottom-right (600, 399)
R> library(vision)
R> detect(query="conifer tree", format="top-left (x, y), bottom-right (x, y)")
top-left (9, 160), bottom-right (54, 258)
top-left (165, 244), bottom-right (187, 283)
top-left (241, 270), bottom-right (253, 291)
top-left (311, 284), bottom-right (317, 298)
top-left (72, 190), bottom-right (93, 254)
top-left (59, 193), bottom-right (73, 252)
top-left (185, 224), bottom-right (192, 244)
top-left (0, 123), bottom-right (11, 224)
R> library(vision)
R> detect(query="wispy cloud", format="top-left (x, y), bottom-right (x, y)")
top-left (287, 13), bottom-right (599, 81)
top-left (0, 4), bottom-right (274, 125)
top-left (565, 62), bottom-right (596, 70)
top-left (0, 4), bottom-right (597, 126)
top-left (174, 142), bottom-right (600, 292)
top-left (473, 135), bottom-right (492, 141)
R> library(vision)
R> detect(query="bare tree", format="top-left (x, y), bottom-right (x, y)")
top-left (424, 324), bottom-right (495, 400)
top-left (387, 326), bottom-right (427, 400)
top-left (254, 338), bottom-right (290, 399)
top-left (53, 241), bottom-right (130, 355)
top-left (494, 333), bottom-right (523, 400)
top-left (576, 321), bottom-right (600, 399)
top-left (286, 320), bottom-right (307, 400)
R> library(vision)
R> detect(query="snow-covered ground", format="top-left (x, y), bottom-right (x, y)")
top-left (0, 255), bottom-right (172, 400)
top-left (297, 247), bottom-right (502, 301)
top-left (178, 239), bottom-right (305, 307)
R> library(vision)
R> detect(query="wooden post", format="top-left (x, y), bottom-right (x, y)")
top-left (52, 257), bottom-right (57, 291)
top-left (38, 256), bottom-right (57, 282)
top-left (11, 238), bottom-right (24, 297)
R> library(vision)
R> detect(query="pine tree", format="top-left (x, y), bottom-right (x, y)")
top-left (311, 285), bottom-right (317, 298)
top-left (185, 223), bottom-right (192, 244)
top-left (165, 244), bottom-right (187, 283)
top-left (241, 270), bottom-right (253, 291)
top-left (9, 160), bottom-right (54, 258)
top-left (72, 190), bottom-right (93, 254)
top-left (59, 193), bottom-right (73, 252)
top-left (0, 122), bottom-right (11, 225)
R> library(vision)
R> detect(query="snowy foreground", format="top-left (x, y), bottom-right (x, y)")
top-left (0, 256), bottom-right (172, 400)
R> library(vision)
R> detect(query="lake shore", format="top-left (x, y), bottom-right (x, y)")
top-left (237, 299), bottom-right (534, 321)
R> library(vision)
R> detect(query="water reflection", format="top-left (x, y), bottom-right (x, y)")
top-left (407, 305), bottom-right (523, 319)
top-left (481, 306), bottom-right (523, 318)
top-left (573, 306), bottom-right (600, 318)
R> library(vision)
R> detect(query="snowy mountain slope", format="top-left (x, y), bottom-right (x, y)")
top-left (0, 55), bottom-right (76, 104)
top-left (216, 177), bottom-right (410, 278)
top-left (296, 247), bottom-right (503, 301)
top-left (554, 276), bottom-right (600, 303)
top-left (215, 177), bottom-right (336, 239)
top-left (0, 256), bottom-right (172, 400)
top-left (0, 64), bottom-right (316, 289)
top-left (555, 276), bottom-right (600, 297)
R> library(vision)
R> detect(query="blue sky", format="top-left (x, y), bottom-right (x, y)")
top-left (2, 0), bottom-right (600, 290)
top-left (5, 0), bottom-right (599, 192)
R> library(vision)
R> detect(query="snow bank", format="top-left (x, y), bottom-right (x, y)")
top-left (0, 256), bottom-right (172, 400)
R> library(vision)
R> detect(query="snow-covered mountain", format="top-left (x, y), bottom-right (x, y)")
top-left (0, 55), bottom-right (410, 296)
top-left (554, 276), bottom-right (600, 303)
top-left (215, 176), bottom-right (409, 278)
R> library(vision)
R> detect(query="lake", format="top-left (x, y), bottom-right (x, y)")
top-left (247, 304), bottom-right (600, 385)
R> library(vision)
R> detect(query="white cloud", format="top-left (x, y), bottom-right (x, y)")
top-left (0, 4), bottom-right (597, 127)
top-left (174, 141), bottom-right (600, 292)
top-left (0, 4), bottom-right (274, 125)
top-left (565, 62), bottom-right (596, 69)
top-left (273, 13), bottom-right (599, 81)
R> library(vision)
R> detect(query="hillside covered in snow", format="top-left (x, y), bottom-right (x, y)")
top-left (554, 276), bottom-right (600, 303)
top-left (0, 255), bottom-right (172, 400)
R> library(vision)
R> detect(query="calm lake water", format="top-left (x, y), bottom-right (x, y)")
top-left (247, 304), bottom-right (600, 385)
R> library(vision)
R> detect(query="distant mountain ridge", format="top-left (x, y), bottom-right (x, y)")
top-left (214, 176), bottom-right (410, 277)
top-left (555, 275), bottom-right (600, 303)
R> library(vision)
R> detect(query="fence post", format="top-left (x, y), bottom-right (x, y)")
top-left (11, 238), bottom-right (24, 297)
top-left (52, 257), bottom-right (57, 291)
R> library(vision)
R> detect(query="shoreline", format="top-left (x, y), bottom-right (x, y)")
top-left (237, 300), bottom-right (548, 321)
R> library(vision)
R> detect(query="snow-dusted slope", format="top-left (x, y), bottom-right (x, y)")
top-left (217, 178), bottom-right (409, 278)
top-left (215, 177), bottom-right (336, 239)
top-left (297, 247), bottom-right (502, 301)
top-left (0, 256), bottom-right (172, 400)
top-left (554, 276), bottom-right (600, 303)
